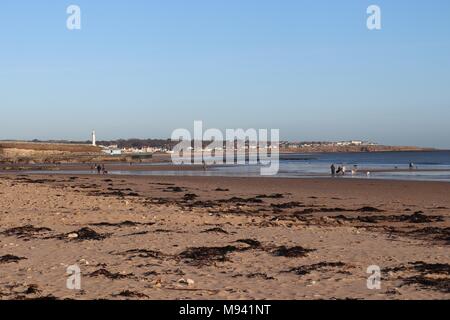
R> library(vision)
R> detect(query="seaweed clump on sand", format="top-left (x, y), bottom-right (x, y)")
top-left (286, 262), bottom-right (347, 276)
top-left (402, 273), bottom-right (450, 294)
top-left (356, 206), bottom-right (384, 212)
top-left (0, 255), bottom-right (27, 264)
top-left (386, 261), bottom-right (450, 293)
top-left (1, 225), bottom-right (52, 240)
top-left (409, 227), bottom-right (450, 243)
top-left (201, 227), bottom-right (229, 234)
top-left (112, 290), bottom-right (149, 299)
top-left (60, 227), bottom-right (109, 241)
top-left (90, 221), bottom-right (155, 228)
top-left (179, 246), bottom-right (238, 266)
top-left (115, 249), bottom-right (164, 259)
top-left (236, 239), bottom-right (262, 248)
top-left (271, 246), bottom-right (316, 258)
top-left (88, 268), bottom-right (135, 280)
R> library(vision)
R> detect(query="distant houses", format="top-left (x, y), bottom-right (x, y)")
top-left (103, 148), bottom-right (122, 156)
top-left (100, 145), bottom-right (169, 155)
top-left (281, 140), bottom-right (377, 149)
top-left (97, 138), bottom-right (378, 155)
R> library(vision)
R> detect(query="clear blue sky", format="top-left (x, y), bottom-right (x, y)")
top-left (1, 0), bottom-right (449, 148)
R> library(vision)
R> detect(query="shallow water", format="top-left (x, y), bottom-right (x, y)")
top-left (5, 151), bottom-right (450, 182)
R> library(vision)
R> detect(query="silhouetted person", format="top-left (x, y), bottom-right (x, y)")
top-left (96, 165), bottom-right (102, 174)
top-left (331, 164), bottom-right (336, 176)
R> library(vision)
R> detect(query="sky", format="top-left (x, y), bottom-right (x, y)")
top-left (0, 0), bottom-right (449, 148)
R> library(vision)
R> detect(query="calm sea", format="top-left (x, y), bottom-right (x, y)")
top-left (202, 150), bottom-right (450, 181)
top-left (13, 151), bottom-right (450, 182)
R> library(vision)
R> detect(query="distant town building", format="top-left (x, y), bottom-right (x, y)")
top-left (102, 148), bottom-right (122, 155)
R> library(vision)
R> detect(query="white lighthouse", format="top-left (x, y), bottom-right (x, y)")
top-left (92, 130), bottom-right (96, 146)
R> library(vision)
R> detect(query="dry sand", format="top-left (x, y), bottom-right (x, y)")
top-left (0, 174), bottom-right (449, 300)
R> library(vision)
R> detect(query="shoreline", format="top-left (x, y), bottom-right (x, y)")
top-left (1, 163), bottom-right (450, 184)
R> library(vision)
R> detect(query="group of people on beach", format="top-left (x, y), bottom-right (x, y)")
top-left (331, 164), bottom-right (361, 176)
top-left (330, 164), bottom-right (347, 176)
top-left (331, 162), bottom-right (418, 177)
top-left (92, 163), bottom-right (108, 174)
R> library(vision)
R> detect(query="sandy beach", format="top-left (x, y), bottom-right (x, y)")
top-left (0, 173), bottom-right (449, 300)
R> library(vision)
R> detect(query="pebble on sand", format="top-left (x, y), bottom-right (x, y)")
top-left (178, 278), bottom-right (195, 286)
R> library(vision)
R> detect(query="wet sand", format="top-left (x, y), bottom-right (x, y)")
top-left (0, 163), bottom-right (205, 172)
top-left (0, 174), bottom-right (449, 300)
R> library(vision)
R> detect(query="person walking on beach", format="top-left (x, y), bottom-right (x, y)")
top-left (331, 164), bottom-right (336, 176)
top-left (96, 164), bottom-right (102, 174)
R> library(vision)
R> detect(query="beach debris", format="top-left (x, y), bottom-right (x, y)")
top-left (409, 261), bottom-right (450, 275)
top-left (256, 193), bottom-right (284, 199)
top-left (221, 197), bottom-right (264, 204)
top-left (334, 212), bottom-right (444, 224)
top-left (406, 212), bottom-right (444, 223)
top-left (271, 202), bottom-right (304, 209)
top-left (87, 189), bottom-right (140, 198)
top-left (122, 231), bottom-right (150, 237)
top-left (0, 254), bottom-right (27, 264)
top-left (112, 290), bottom-right (149, 298)
top-left (385, 287), bottom-right (402, 295)
top-left (309, 207), bottom-right (348, 214)
top-left (201, 227), bottom-right (228, 234)
top-left (24, 284), bottom-right (41, 295)
top-left (271, 246), bottom-right (316, 258)
top-left (385, 261), bottom-right (450, 293)
top-left (356, 206), bottom-right (384, 212)
top-left (114, 249), bottom-right (164, 259)
top-left (63, 227), bottom-right (109, 241)
top-left (164, 186), bottom-right (184, 193)
top-left (178, 278), bottom-right (195, 286)
top-left (1, 225), bottom-right (52, 240)
top-left (13, 294), bottom-right (58, 300)
top-left (153, 277), bottom-right (163, 288)
top-left (235, 239), bottom-right (262, 248)
top-left (150, 182), bottom-right (175, 186)
top-left (215, 188), bottom-right (229, 192)
top-left (143, 271), bottom-right (159, 277)
top-left (286, 262), bottom-right (347, 276)
top-left (402, 275), bottom-right (450, 293)
top-left (251, 273), bottom-right (275, 280)
top-left (90, 221), bottom-right (155, 228)
top-left (88, 268), bottom-right (135, 280)
top-left (409, 227), bottom-right (450, 243)
top-left (183, 193), bottom-right (198, 201)
top-left (179, 246), bottom-right (238, 265)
